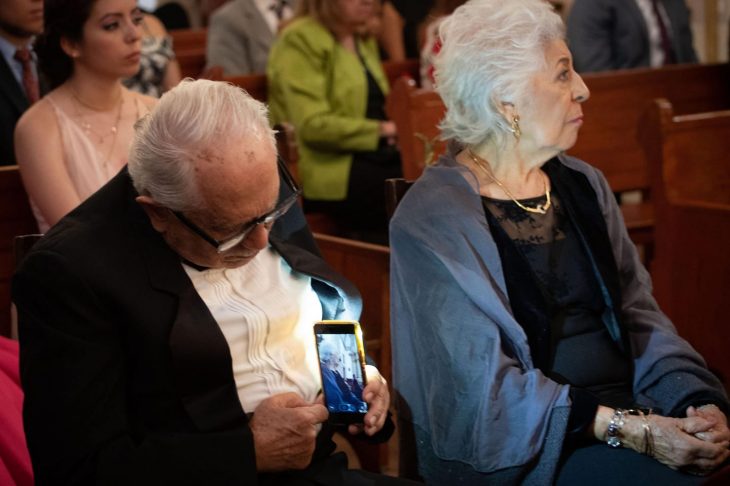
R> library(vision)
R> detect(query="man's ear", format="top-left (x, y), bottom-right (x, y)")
top-left (135, 195), bottom-right (170, 232)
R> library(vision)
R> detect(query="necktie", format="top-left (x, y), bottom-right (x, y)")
top-left (649, 0), bottom-right (677, 65)
top-left (14, 47), bottom-right (40, 104)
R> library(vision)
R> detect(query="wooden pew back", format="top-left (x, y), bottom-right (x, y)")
top-left (382, 59), bottom-right (420, 87)
top-left (385, 77), bottom-right (445, 180)
top-left (640, 99), bottom-right (730, 384)
top-left (313, 233), bottom-right (392, 383)
top-left (576, 63), bottom-right (730, 193)
top-left (170, 28), bottom-right (208, 79)
top-left (0, 166), bottom-right (37, 338)
top-left (223, 74), bottom-right (268, 103)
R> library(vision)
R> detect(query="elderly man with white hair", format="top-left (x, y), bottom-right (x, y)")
top-left (13, 79), bottom-right (413, 486)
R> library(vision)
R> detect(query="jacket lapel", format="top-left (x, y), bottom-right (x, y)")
top-left (270, 235), bottom-right (362, 321)
top-left (128, 178), bottom-right (247, 432)
top-left (0, 56), bottom-right (29, 113)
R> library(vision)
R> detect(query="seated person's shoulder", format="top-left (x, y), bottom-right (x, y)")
top-left (142, 13), bottom-right (169, 38)
top-left (275, 18), bottom-right (333, 56)
top-left (130, 89), bottom-right (158, 112)
top-left (15, 94), bottom-right (61, 145)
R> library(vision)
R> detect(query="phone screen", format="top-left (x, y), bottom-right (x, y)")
top-left (314, 321), bottom-right (368, 424)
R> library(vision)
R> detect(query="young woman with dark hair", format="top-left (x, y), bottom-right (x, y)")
top-left (14, 0), bottom-right (156, 232)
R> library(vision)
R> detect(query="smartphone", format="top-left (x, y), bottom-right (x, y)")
top-left (314, 320), bottom-right (369, 424)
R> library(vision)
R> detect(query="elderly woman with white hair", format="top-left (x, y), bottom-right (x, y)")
top-left (389, 0), bottom-right (730, 484)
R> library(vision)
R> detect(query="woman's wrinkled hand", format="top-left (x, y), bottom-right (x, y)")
top-left (645, 413), bottom-right (730, 474)
top-left (686, 404), bottom-right (730, 446)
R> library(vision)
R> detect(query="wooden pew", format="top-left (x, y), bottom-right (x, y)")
top-left (222, 74), bottom-right (268, 103)
top-left (386, 63), bottom-right (730, 253)
top-left (0, 166), bottom-right (38, 338)
top-left (385, 77), bottom-right (444, 180)
top-left (313, 232), bottom-right (391, 472)
top-left (313, 233), bottom-right (392, 384)
top-left (640, 98), bottom-right (730, 384)
top-left (170, 28), bottom-right (207, 52)
top-left (170, 28), bottom-right (217, 79)
top-left (382, 58), bottom-right (420, 87)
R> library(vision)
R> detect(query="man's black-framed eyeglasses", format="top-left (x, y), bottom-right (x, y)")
top-left (171, 157), bottom-right (302, 253)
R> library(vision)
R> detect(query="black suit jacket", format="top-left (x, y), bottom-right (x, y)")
top-left (0, 54), bottom-right (30, 166)
top-left (13, 167), bottom-right (383, 485)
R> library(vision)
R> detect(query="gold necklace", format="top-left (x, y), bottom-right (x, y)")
top-left (467, 148), bottom-right (552, 215)
top-left (70, 87), bottom-right (124, 145)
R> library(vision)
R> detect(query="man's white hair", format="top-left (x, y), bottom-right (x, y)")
top-left (128, 79), bottom-right (277, 211)
top-left (436, 0), bottom-right (565, 147)
top-left (319, 340), bottom-right (337, 362)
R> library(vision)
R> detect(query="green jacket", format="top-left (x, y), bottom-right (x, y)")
top-left (267, 17), bottom-right (389, 200)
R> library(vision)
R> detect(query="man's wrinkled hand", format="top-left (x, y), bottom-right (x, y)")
top-left (348, 365), bottom-right (389, 436)
top-left (250, 392), bottom-right (328, 472)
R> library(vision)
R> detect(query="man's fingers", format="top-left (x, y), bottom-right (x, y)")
top-left (299, 403), bottom-right (328, 424)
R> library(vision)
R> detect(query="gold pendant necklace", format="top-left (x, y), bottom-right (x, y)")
top-left (467, 148), bottom-right (552, 215)
top-left (70, 87), bottom-right (123, 146)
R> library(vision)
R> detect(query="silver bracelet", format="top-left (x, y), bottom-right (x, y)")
top-left (606, 408), bottom-right (626, 448)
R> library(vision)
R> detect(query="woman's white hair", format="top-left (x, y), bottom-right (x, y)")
top-left (436, 0), bottom-right (565, 147)
top-left (128, 79), bottom-right (276, 211)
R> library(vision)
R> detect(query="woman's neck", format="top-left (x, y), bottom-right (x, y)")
top-left (471, 142), bottom-right (543, 183)
top-left (64, 71), bottom-right (124, 112)
top-left (332, 21), bottom-right (359, 51)
top-left (460, 142), bottom-right (549, 200)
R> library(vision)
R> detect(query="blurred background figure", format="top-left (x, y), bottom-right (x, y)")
top-left (267, 0), bottom-right (401, 244)
top-left (378, 0), bottom-right (432, 61)
top-left (206, 0), bottom-right (298, 76)
top-left (567, 0), bottom-right (698, 73)
top-left (0, 336), bottom-right (33, 486)
top-left (14, 0), bottom-right (156, 232)
top-left (123, 12), bottom-right (182, 97)
top-left (0, 0), bottom-right (44, 166)
top-left (419, 0), bottom-right (466, 89)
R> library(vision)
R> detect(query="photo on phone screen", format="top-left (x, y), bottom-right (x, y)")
top-left (314, 321), bottom-right (368, 424)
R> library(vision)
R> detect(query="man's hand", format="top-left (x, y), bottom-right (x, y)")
top-left (250, 392), bottom-right (328, 472)
top-left (348, 365), bottom-right (389, 436)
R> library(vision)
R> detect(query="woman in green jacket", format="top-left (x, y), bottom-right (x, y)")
top-left (268, 0), bottom-right (401, 244)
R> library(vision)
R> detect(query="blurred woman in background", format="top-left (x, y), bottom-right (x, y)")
top-left (123, 12), bottom-right (181, 97)
top-left (267, 0), bottom-right (401, 244)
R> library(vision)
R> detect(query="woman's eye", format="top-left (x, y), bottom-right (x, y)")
top-left (558, 70), bottom-right (570, 81)
top-left (132, 15), bottom-right (144, 25)
top-left (102, 22), bottom-right (118, 31)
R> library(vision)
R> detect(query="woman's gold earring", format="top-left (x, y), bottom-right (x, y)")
top-left (510, 115), bottom-right (521, 140)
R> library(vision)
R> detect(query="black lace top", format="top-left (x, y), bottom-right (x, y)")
top-left (483, 190), bottom-right (635, 441)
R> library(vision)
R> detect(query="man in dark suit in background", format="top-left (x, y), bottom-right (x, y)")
top-left (0, 0), bottom-right (43, 166)
top-left (13, 79), bottom-right (411, 485)
top-left (567, 0), bottom-right (697, 73)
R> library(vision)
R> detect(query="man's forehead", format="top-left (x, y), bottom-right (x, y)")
top-left (193, 138), bottom-right (279, 221)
